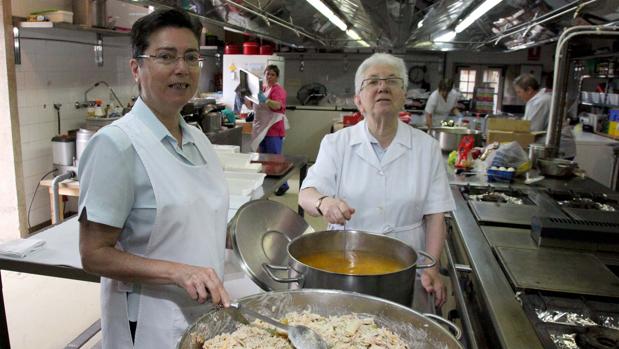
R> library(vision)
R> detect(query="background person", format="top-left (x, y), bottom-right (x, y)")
top-left (78, 9), bottom-right (230, 349)
top-left (246, 65), bottom-right (290, 195)
top-left (298, 53), bottom-right (455, 307)
top-left (425, 78), bottom-right (462, 129)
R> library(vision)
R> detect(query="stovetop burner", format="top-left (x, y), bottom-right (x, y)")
top-left (575, 326), bottom-right (619, 349)
top-left (461, 185), bottom-right (533, 205)
top-left (558, 198), bottom-right (616, 212)
top-left (521, 292), bottom-right (619, 349)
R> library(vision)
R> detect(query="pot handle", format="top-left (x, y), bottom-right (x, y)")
top-left (423, 313), bottom-right (463, 341)
top-left (262, 263), bottom-right (303, 283)
top-left (416, 251), bottom-right (437, 269)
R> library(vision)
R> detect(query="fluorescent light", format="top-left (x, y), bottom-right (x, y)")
top-left (346, 29), bottom-right (360, 40)
top-left (455, 0), bottom-right (502, 33)
top-left (417, 19), bottom-right (424, 28)
top-left (306, 0), bottom-right (347, 31)
top-left (433, 30), bottom-right (456, 42)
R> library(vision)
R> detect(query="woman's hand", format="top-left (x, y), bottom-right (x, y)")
top-left (320, 197), bottom-right (356, 225)
top-left (173, 264), bottom-right (230, 307)
top-left (421, 268), bottom-right (447, 307)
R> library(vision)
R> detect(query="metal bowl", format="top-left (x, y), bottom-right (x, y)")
top-left (537, 158), bottom-right (578, 177)
top-left (178, 289), bottom-right (463, 349)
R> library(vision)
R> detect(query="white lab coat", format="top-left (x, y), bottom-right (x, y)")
top-left (524, 88), bottom-right (551, 132)
top-left (302, 120), bottom-right (455, 251)
top-left (424, 89), bottom-right (461, 126)
top-left (98, 108), bottom-right (229, 349)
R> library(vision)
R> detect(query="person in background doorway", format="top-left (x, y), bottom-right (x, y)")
top-left (78, 9), bottom-right (230, 349)
top-left (245, 65), bottom-right (290, 196)
top-left (425, 78), bottom-right (462, 129)
top-left (298, 53), bottom-right (455, 307)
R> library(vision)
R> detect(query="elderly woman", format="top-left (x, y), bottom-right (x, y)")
top-left (425, 78), bottom-right (462, 129)
top-left (299, 53), bottom-right (455, 307)
top-left (78, 9), bottom-right (229, 348)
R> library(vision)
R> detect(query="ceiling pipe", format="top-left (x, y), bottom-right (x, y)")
top-left (482, 0), bottom-right (598, 46)
top-left (545, 25), bottom-right (619, 157)
top-left (222, 0), bottom-right (327, 45)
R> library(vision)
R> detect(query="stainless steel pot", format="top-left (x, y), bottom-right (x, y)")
top-left (430, 127), bottom-right (483, 152)
top-left (262, 230), bottom-right (435, 306)
top-left (203, 111), bottom-right (222, 133)
top-left (178, 290), bottom-right (463, 349)
top-left (537, 158), bottom-right (578, 177)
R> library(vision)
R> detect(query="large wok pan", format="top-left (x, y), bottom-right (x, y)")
top-left (178, 289), bottom-right (462, 349)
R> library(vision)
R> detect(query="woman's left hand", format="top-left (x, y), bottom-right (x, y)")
top-left (421, 269), bottom-right (447, 307)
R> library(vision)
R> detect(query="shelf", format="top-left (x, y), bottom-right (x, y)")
top-left (200, 45), bottom-right (220, 51)
top-left (581, 75), bottom-right (618, 80)
top-left (580, 102), bottom-right (619, 108)
top-left (15, 17), bottom-right (129, 37)
top-left (572, 52), bottom-right (619, 60)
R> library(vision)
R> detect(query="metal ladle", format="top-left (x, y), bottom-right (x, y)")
top-left (229, 302), bottom-right (328, 349)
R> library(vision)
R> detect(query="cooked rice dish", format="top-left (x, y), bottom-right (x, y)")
top-left (197, 310), bottom-right (409, 348)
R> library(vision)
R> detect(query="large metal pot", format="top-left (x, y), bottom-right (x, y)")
top-left (178, 289), bottom-right (463, 349)
top-left (262, 230), bottom-right (435, 306)
top-left (430, 127), bottom-right (483, 151)
top-left (537, 158), bottom-right (578, 177)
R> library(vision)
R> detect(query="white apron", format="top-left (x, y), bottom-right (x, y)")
top-left (100, 113), bottom-right (229, 349)
top-left (250, 87), bottom-right (289, 151)
top-left (327, 129), bottom-right (426, 251)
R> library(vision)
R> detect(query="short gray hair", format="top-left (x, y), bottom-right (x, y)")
top-left (513, 73), bottom-right (540, 92)
top-left (354, 53), bottom-right (408, 94)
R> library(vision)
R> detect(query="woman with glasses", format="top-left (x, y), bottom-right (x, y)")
top-left (425, 78), bottom-right (462, 129)
top-left (78, 9), bottom-right (230, 348)
top-left (298, 53), bottom-right (455, 308)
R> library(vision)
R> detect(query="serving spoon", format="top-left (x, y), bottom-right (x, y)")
top-left (229, 302), bottom-right (328, 349)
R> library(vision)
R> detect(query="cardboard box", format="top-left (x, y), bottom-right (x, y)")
top-left (486, 118), bottom-right (531, 132)
top-left (487, 130), bottom-right (535, 149)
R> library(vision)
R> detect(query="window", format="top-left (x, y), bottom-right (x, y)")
top-left (457, 69), bottom-right (476, 100)
top-left (456, 66), bottom-right (504, 113)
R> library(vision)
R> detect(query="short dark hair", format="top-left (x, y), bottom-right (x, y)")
top-left (131, 8), bottom-right (202, 59)
top-left (265, 65), bottom-right (280, 77)
top-left (513, 74), bottom-right (540, 92)
top-left (438, 78), bottom-right (454, 94)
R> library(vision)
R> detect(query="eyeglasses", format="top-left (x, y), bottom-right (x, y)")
top-left (136, 52), bottom-right (204, 67)
top-left (360, 77), bottom-right (404, 91)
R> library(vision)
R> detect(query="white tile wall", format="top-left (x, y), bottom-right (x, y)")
top-left (16, 28), bottom-right (135, 227)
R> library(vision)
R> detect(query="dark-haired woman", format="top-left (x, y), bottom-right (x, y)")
top-left (78, 9), bottom-right (230, 348)
top-left (424, 78), bottom-right (462, 129)
top-left (246, 64), bottom-right (290, 195)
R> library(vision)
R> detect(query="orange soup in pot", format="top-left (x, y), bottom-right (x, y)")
top-left (297, 250), bottom-right (408, 275)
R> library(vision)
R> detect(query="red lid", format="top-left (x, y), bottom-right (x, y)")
top-left (259, 45), bottom-right (273, 55)
top-left (224, 44), bottom-right (241, 54)
top-left (243, 42), bottom-right (259, 55)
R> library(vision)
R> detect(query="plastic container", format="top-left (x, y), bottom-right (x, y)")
top-left (259, 45), bottom-right (273, 55)
top-left (41, 10), bottom-right (73, 23)
top-left (487, 167), bottom-right (515, 182)
top-left (224, 44), bottom-right (241, 54)
top-left (243, 42), bottom-right (259, 55)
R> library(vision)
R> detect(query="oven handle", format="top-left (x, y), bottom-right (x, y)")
top-left (423, 313), bottom-right (462, 340)
top-left (445, 241), bottom-right (479, 349)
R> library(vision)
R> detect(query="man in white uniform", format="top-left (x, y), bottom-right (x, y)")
top-left (425, 78), bottom-right (461, 128)
top-left (514, 73), bottom-right (576, 158)
top-left (299, 53), bottom-right (455, 307)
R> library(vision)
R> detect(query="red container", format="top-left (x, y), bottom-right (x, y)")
top-left (243, 42), bottom-right (259, 55)
top-left (259, 45), bottom-right (273, 55)
top-left (224, 44), bottom-right (241, 54)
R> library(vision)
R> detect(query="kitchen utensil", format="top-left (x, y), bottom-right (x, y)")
top-left (178, 290), bottom-right (463, 349)
top-left (262, 230), bottom-right (436, 306)
top-left (537, 158), bottom-right (578, 177)
top-left (430, 127), bottom-right (483, 152)
top-left (229, 302), bottom-right (328, 349)
top-left (528, 143), bottom-right (551, 169)
top-left (203, 111), bottom-right (222, 133)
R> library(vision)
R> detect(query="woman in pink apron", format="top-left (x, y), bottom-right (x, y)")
top-left (78, 9), bottom-right (230, 349)
top-left (246, 65), bottom-right (290, 195)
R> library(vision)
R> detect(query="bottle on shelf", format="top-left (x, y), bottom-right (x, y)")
top-left (94, 99), bottom-right (105, 117)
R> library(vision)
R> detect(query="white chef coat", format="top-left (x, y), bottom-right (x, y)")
top-left (301, 120), bottom-right (455, 251)
top-left (524, 88), bottom-right (551, 132)
top-left (424, 89), bottom-right (461, 126)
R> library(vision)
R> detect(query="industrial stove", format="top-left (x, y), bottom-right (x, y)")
top-left (544, 189), bottom-right (619, 224)
top-left (459, 185), bottom-right (567, 227)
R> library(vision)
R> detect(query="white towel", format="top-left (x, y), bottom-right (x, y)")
top-left (0, 238), bottom-right (45, 258)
